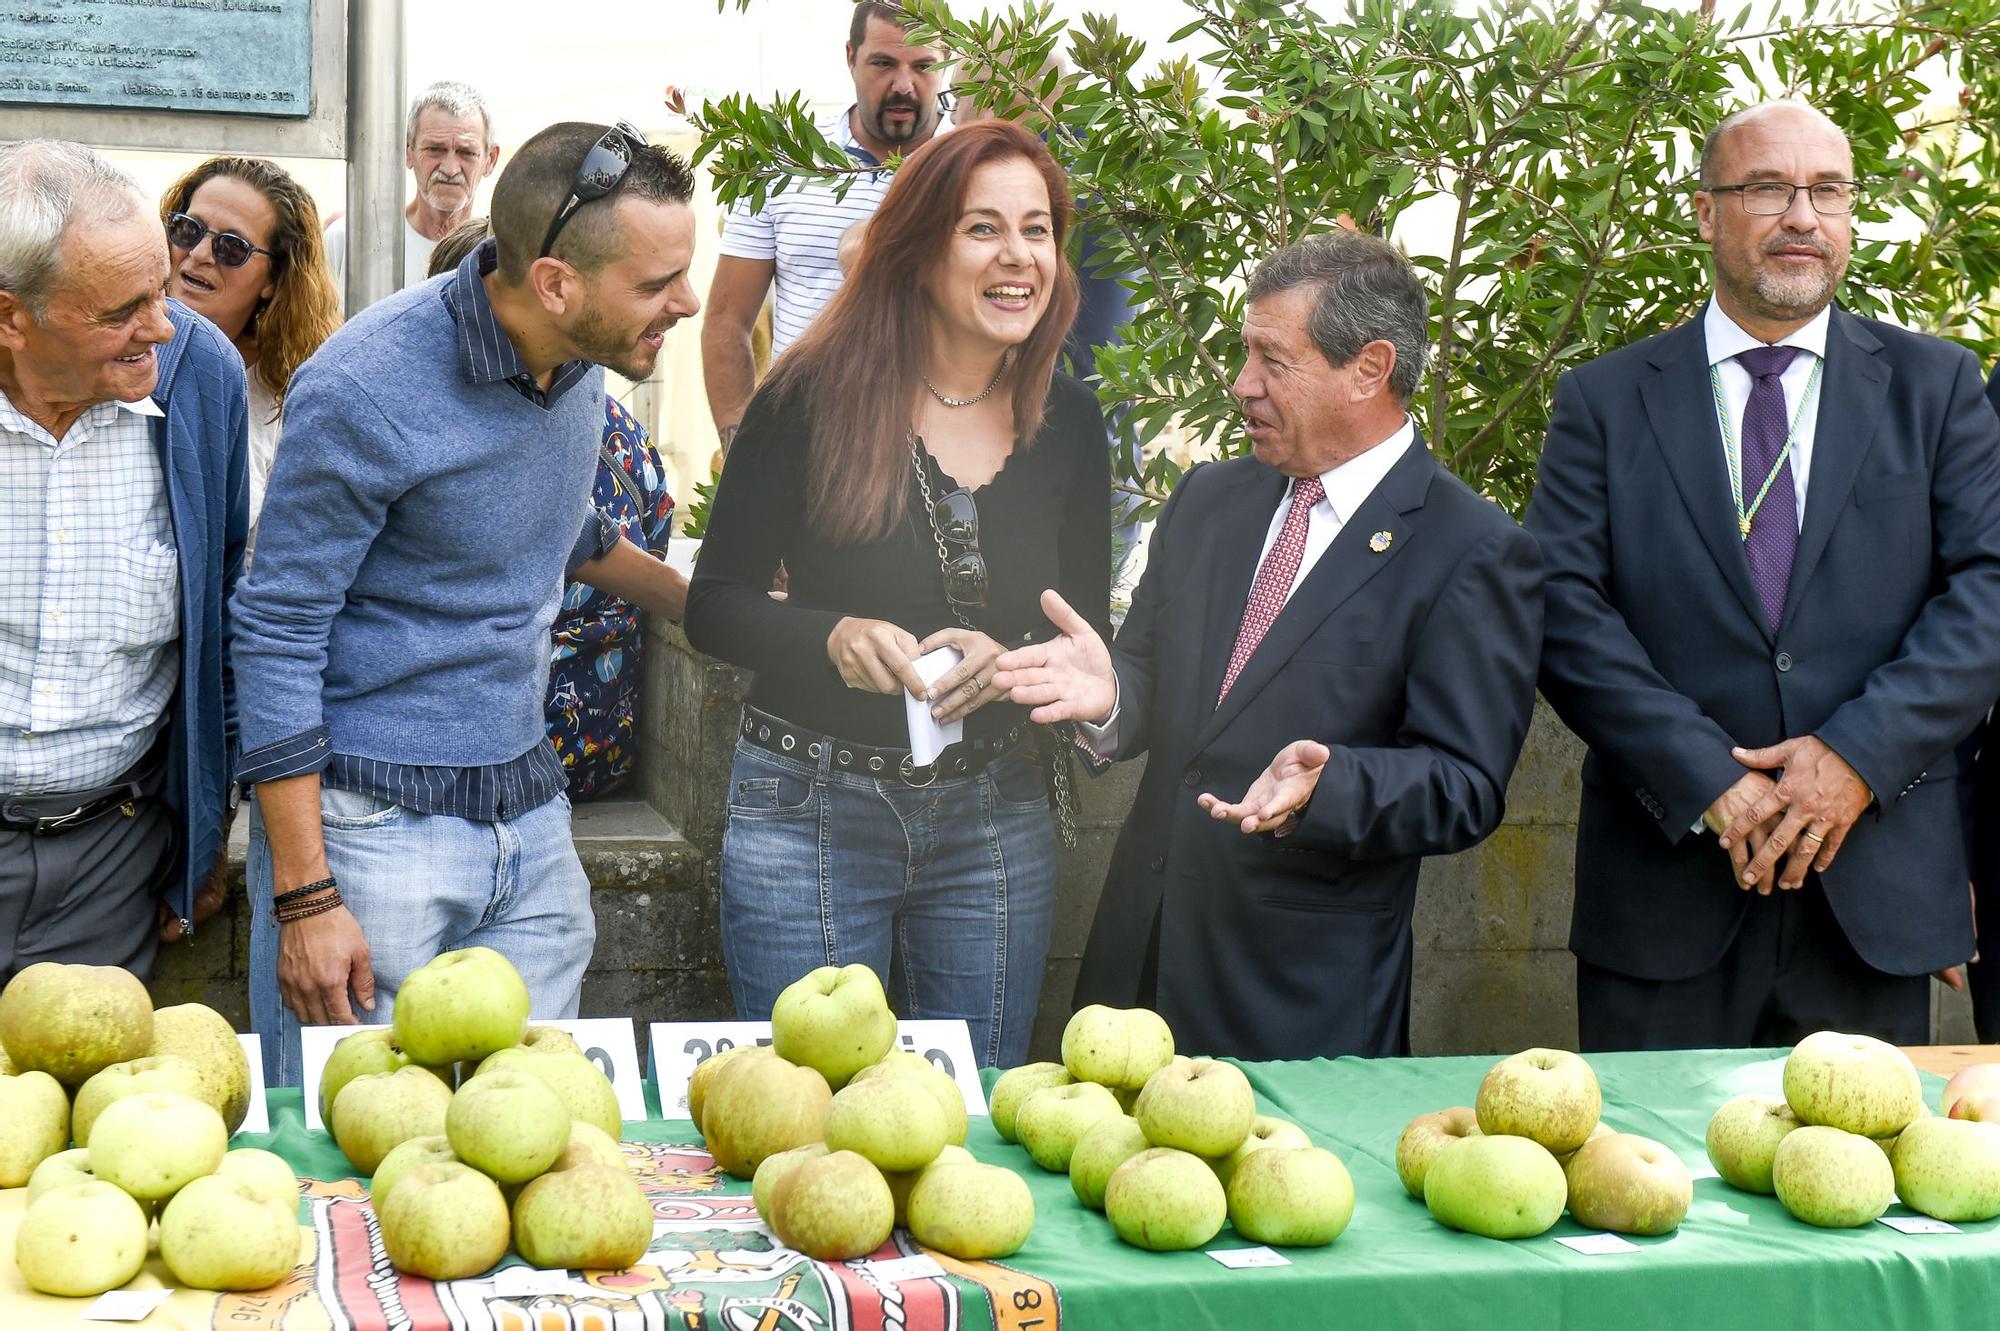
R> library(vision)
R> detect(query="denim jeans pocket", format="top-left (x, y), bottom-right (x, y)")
top-left (319, 786), bottom-right (404, 831)
top-left (727, 771), bottom-right (816, 818)
top-left (987, 750), bottom-right (1050, 813)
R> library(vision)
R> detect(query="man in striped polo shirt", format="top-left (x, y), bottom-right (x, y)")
top-left (701, 1), bottom-right (946, 452)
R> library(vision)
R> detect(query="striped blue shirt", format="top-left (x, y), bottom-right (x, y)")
top-left (233, 240), bottom-right (614, 821)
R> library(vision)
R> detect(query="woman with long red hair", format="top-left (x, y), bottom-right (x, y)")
top-left (686, 119), bottom-right (1111, 1067)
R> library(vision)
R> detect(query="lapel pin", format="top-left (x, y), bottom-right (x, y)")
top-left (1369, 530), bottom-right (1393, 553)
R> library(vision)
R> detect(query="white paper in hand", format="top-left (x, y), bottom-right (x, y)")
top-left (906, 647), bottom-right (964, 767)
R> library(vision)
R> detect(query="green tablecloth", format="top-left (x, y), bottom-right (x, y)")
top-left (215, 1048), bottom-right (1997, 1329)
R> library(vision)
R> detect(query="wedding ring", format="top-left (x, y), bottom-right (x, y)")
top-left (1800, 830), bottom-right (1824, 845)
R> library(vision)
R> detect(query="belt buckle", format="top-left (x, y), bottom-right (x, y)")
top-left (32, 804), bottom-right (90, 835)
top-left (898, 755), bottom-right (939, 788)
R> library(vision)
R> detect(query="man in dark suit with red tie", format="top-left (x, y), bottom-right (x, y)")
top-left (994, 231), bottom-right (1543, 1060)
top-left (1528, 102), bottom-right (2000, 1050)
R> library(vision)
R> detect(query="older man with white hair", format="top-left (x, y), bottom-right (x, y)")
top-left (325, 79), bottom-right (500, 308)
top-left (0, 140), bottom-right (249, 982)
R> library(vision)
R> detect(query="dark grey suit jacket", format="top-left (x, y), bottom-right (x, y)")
top-left (1528, 307), bottom-right (2000, 982)
top-left (1075, 438), bottom-right (1543, 1060)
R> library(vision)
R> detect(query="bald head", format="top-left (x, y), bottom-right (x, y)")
top-left (1699, 102), bottom-right (1850, 189)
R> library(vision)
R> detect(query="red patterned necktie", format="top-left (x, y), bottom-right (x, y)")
top-left (1218, 476), bottom-right (1324, 702)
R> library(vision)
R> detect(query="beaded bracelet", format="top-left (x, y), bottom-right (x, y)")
top-left (274, 887), bottom-right (345, 924)
top-left (273, 877), bottom-right (337, 907)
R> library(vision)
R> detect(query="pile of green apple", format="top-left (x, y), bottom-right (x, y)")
top-left (991, 1005), bottom-right (1355, 1252)
top-left (691, 964), bottom-right (1037, 1264)
top-left (1707, 1031), bottom-right (2000, 1227)
top-left (0, 961), bottom-right (292, 1297)
top-left (1397, 1047), bottom-right (1693, 1240)
top-left (317, 947), bottom-right (651, 1280)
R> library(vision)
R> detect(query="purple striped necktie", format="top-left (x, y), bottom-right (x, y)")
top-left (1736, 344), bottom-right (1801, 630)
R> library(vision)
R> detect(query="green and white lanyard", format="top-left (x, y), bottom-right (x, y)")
top-left (1710, 353), bottom-right (1823, 540)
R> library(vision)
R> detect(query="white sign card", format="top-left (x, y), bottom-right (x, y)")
top-left (650, 1018), bottom-right (986, 1120)
top-left (860, 1254), bottom-right (947, 1282)
top-left (1878, 1215), bottom-right (1961, 1235)
top-left (79, 1288), bottom-right (174, 1321)
top-left (235, 1033), bottom-right (270, 1136)
top-left (300, 1018), bottom-right (644, 1131)
top-left (1554, 1233), bottom-right (1641, 1255)
top-left (1206, 1246), bottom-right (1291, 1269)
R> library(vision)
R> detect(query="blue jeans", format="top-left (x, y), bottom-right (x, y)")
top-left (720, 736), bottom-right (1057, 1069)
top-left (248, 786), bottom-right (594, 1086)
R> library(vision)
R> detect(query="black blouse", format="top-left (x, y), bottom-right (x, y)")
top-left (685, 371), bottom-right (1113, 747)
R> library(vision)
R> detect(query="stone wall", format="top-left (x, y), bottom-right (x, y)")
top-left (157, 619), bottom-right (1976, 1061)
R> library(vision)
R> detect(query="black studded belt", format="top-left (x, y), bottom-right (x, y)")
top-left (739, 706), bottom-right (1028, 788)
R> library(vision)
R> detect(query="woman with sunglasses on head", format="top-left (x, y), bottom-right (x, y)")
top-left (686, 119), bottom-right (1111, 1069)
top-left (162, 157), bottom-right (341, 540)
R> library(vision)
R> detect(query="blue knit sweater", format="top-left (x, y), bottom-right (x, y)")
top-left (231, 267), bottom-right (605, 777)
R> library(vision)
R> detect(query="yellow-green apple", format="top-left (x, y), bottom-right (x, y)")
top-left (1226, 1146), bottom-right (1355, 1246)
top-left (369, 1135), bottom-right (458, 1210)
top-left (823, 1076), bottom-right (948, 1171)
top-left (1069, 1115), bottom-right (1151, 1210)
top-left (1771, 1125), bottom-right (1895, 1227)
top-left (26, 1148), bottom-right (99, 1202)
top-left (1890, 1117), bottom-right (2000, 1222)
top-left (1556, 1120), bottom-right (1615, 1168)
top-left (687, 1044), bottom-right (761, 1132)
top-left (1943, 1063), bottom-right (2000, 1122)
top-left (1563, 1133), bottom-right (1691, 1235)
top-left (1475, 1048), bottom-right (1601, 1154)
top-left (701, 1051), bottom-right (832, 1178)
top-left (150, 1003), bottom-right (253, 1135)
top-left (908, 1162), bottom-right (1035, 1258)
top-left (884, 1144), bottom-right (974, 1226)
top-left (1705, 1095), bottom-right (1802, 1194)
top-left (14, 1181), bottom-right (151, 1296)
top-left (0, 1068), bottom-right (69, 1186)
top-left (391, 947), bottom-right (531, 1066)
top-left (768, 1149), bottom-right (895, 1260)
top-left (1103, 1147), bottom-right (1226, 1250)
top-left (752, 1142), bottom-right (831, 1221)
top-left (1061, 1005), bottom-right (1175, 1090)
top-left (159, 1174), bottom-right (301, 1290)
top-left (476, 1044), bottom-right (621, 1140)
top-left (0, 962), bottom-right (153, 1085)
top-left (1215, 1115), bottom-right (1312, 1190)
top-left (988, 1062), bottom-right (1071, 1142)
top-left (850, 1050), bottom-right (967, 1145)
top-left (770, 965), bottom-right (897, 1090)
top-left (1015, 1081), bottom-right (1124, 1172)
top-left (551, 1120), bottom-right (626, 1172)
top-left (72, 1054), bottom-right (204, 1147)
top-left (217, 1148), bottom-right (300, 1207)
top-left (520, 1025), bottom-right (584, 1056)
top-left (1423, 1134), bottom-right (1566, 1239)
top-left (447, 1069), bottom-right (571, 1183)
top-left (330, 1065), bottom-right (453, 1174)
top-left (87, 1090), bottom-right (227, 1200)
top-left (1782, 1032), bottom-right (1922, 1139)
top-left (1134, 1058), bottom-right (1256, 1157)
top-left (318, 1028), bottom-right (450, 1122)
top-left (512, 1161), bottom-right (653, 1270)
top-left (376, 1160), bottom-right (511, 1279)
top-left (1395, 1107), bottom-right (1481, 1199)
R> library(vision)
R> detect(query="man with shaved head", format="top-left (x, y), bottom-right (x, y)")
top-left (1527, 102), bottom-right (2000, 1049)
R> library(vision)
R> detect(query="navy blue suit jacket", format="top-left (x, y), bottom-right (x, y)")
top-left (1528, 308), bottom-right (2000, 981)
top-left (1075, 439), bottom-right (1543, 1059)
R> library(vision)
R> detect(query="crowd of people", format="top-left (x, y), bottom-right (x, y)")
top-left (4, 1), bottom-right (2000, 1085)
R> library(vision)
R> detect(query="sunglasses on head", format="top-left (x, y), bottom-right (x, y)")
top-left (165, 212), bottom-right (273, 269)
top-left (933, 487), bottom-right (987, 610)
top-left (539, 121), bottom-right (647, 260)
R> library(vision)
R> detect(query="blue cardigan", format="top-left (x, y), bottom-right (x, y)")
top-left (152, 301), bottom-right (251, 933)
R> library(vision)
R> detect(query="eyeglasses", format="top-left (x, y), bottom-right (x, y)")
top-left (933, 487), bottom-right (987, 610)
top-left (1707, 181), bottom-right (1861, 216)
top-left (165, 212), bottom-right (274, 268)
top-left (539, 121), bottom-right (646, 260)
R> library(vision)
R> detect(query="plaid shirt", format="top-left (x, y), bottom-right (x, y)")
top-left (0, 391), bottom-right (180, 794)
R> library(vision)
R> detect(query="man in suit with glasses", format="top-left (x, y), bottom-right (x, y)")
top-left (1527, 101), bottom-right (2000, 1050)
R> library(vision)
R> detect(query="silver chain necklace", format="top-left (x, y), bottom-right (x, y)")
top-left (924, 351), bottom-right (1010, 408)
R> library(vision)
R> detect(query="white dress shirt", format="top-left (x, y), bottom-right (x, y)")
top-left (1703, 297), bottom-right (1830, 530)
top-left (1080, 417), bottom-right (1417, 745)
top-left (0, 391), bottom-right (180, 795)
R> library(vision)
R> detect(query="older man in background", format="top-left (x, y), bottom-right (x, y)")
top-left (325, 80), bottom-right (500, 308)
top-left (0, 140), bottom-right (249, 982)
